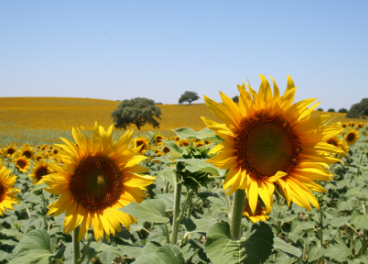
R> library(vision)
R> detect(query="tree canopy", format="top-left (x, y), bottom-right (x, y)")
top-left (178, 91), bottom-right (199, 105)
top-left (111, 97), bottom-right (162, 130)
top-left (347, 98), bottom-right (368, 118)
top-left (338, 108), bottom-right (348, 113)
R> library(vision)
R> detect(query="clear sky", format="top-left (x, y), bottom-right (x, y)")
top-left (1, 0), bottom-right (367, 110)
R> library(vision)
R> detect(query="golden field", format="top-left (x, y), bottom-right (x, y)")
top-left (0, 97), bottom-right (362, 147)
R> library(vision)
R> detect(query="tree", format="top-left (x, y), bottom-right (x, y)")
top-left (232, 96), bottom-right (239, 103)
top-left (338, 108), bottom-right (348, 113)
top-left (316, 108), bottom-right (324, 111)
top-left (111, 97), bottom-right (162, 130)
top-left (327, 108), bottom-right (336, 112)
top-left (178, 91), bottom-right (199, 105)
top-left (347, 98), bottom-right (368, 118)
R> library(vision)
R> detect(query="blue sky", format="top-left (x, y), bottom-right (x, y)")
top-left (1, 0), bottom-right (367, 110)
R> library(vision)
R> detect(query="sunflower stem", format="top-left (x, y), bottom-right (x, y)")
top-left (41, 189), bottom-right (48, 229)
top-left (318, 204), bottom-right (324, 264)
top-left (73, 226), bottom-right (81, 264)
top-left (78, 234), bottom-right (93, 264)
top-left (170, 174), bottom-right (182, 245)
top-left (230, 189), bottom-right (245, 240)
top-left (360, 202), bottom-right (367, 256)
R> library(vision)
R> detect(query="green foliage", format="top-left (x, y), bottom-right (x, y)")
top-left (327, 108), bottom-right (336, 112)
top-left (204, 222), bottom-right (274, 264)
top-left (338, 108), bottom-right (348, 113)
top-left (178, 91), bottom-right (200, 105)
top-left (111, 97), bottom-right (162, 130)
top-left (347, 98), bottom-right (368, 118)
top-left (316, 108), bottom-right (324, 111)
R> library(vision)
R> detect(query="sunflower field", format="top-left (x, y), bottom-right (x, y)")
top-left (1, 76), bottom-right (368, 264)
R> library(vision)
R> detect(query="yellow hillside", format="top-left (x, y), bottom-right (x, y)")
top-left (0, 97), bottom-right (361, 146)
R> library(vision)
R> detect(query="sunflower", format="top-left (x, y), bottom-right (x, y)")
top-left (345, 129), bottom-right (360, 146)
top-left (348, 121), bottom-right (356, 128)
top-left (0, 166), bottom-right (20, 216)
top-left (243, 197), bottom-right (269, 223)
top-left (180, 139), bottom-right (191, 147)
top-left (202, 75), bottom-right (343, 213)
top-left (14, 156), bottom-right (31, 173)
top-left (204, 140), bottom-right (211, 145)
top-left (154, 134), bottom-right (164, 144)
top-left (162, 146), bottom-right (171, 154)
top-left (43, 123), bottom-right (156, 241)
top-left (4, 145), bottom-right (17, 157)
top-left (29, 161), bottom-right (53, 185)
top-left (20, 146), bottom-right (35, 159)
top-left (52, 148), bottom-right (60, 156)
top-left (341, 122), bottom-right (348, 129)
top-left (134, 137), bottom-right (149, 154)
top-left (195, 141), bottom-right (204, 148)
top-left (326, 136), bottom-right (349, 157)
top-left (357, 122), bottom-right (365, 129)
top-left (35, 153), bottom-right (44, 162)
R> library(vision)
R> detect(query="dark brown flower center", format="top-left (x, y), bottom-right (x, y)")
top-left (347, 132), bottom-right (355, 142)
top-left (235, 114), bottom-right (300, 179)
top-left (327, 138), bottom-right (338, 147)
top-left (35, 166), bottom-right (49, 181)
top-left (7, 148), bottom-right (15, 155)
top-left (17, 159), bottom-right (27, 169)
top-left (22, 150), bottom-right (32, 158)
top-left (0, 183), bottom-right (4, 203)
top-left (69, 155), bottom-right (122, 211)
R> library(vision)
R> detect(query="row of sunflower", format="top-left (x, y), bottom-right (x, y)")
top-left (0, 75), bottom-right (367, 264)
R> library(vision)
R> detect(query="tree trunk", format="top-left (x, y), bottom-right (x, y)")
top-left (135, 122), bottom-right (141, 130)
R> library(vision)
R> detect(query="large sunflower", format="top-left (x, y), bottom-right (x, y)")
top-left (43, 123), bottom-right (156, 241)
top-left (0, 166), bottom-right (20, 216)
top-left (202, 75), bottom-right (343, 214)
top-left (14, 156), bottom-right (31, 173)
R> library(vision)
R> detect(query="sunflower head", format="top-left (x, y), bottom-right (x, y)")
top-left (345, 129), bottom-right (360, 146)
top-left (349, 121), bottom-right (356, 128)
top-left (29, 161), bottom-right (53, 185)
top-left (5, 145), bottom-right (17, 157)
top-left (341, 122), bottom-right (348, 129)
top-left (202, 75), bottom-right (343, 213)
top-left (0, 166), bottom-right (20, 216)
top-left (243, 197), bottom-right (269, 223)
top-left (21, 147), bottom-right (35, 159)
top-left (357, 122), bottom-right (365, 129)
top-left (162, 146), bottom-right (171, 154)
top-left (195, 141), bottom-right (204, 148)
top-left (43, 122), bottom-right (156, 242)
top-left (14, 156), bottom-right (31, 173)
top-left (134, 137), bottom-right (149, 154)
top-left (154, 134), bottom-right (164, 144)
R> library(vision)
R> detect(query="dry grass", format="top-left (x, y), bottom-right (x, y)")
top-left (0, 97), bottom-right (362, 147)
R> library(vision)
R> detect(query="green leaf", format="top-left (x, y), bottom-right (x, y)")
top-left (329, 216), bottom-right (350, 228)
top-left (158, 167), bottom-right (176, 188)
top-left (351, 210), bottom-right (368, 229)
top-left (273, 237), bottom-right (301, 257)
top-left (176, 159), bottom-right (226, 176)
top-left (120, 199), bottom-right (169, 223)
top-left (173, 127), bottom-right (201, 140)
top-left (162, 140), bottom-right (183, 153)
top-left (134, 244), bottom-right (185, 264)
top-left (192, 218), bottom-right (216, 233)
top-left (204, 221), bottom-right (274, 264)
top-left (324, 240), bottom-right (350, 262)
top-left (10, 229), bottom-right (54, 264)
top-left (117, 245), bottom-right (143, 258)
top-left (307, 241), bottom-right (325, 262)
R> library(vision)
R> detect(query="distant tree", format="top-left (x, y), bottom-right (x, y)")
top-left (178, 91), bottom-right (199, 105)
top-left (327, 108), bottom-right (336, 112)
top-left (347, 98), bottom-right (368, 118)
top-left (338, 108), bottom-right (348, 113)
top-left (111, 97), bottom-right (162, 130)
top-left (316, 108), bottom-right (324, 111)
top-left (232, 96), bottom-right (239, 103)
